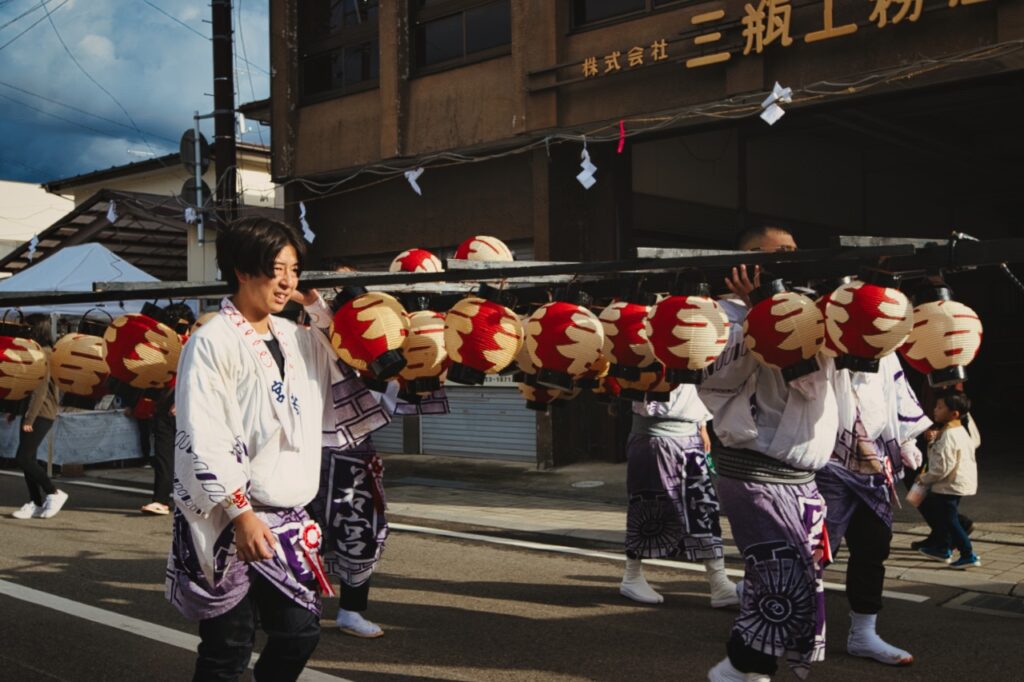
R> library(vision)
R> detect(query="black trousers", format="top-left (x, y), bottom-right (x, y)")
top-left (728, 631), bottom-right (778, 676)
top-left (194, 573), bottom-right (320, 682)
top-left (15, 417), bottom-right (56, 506)
top-left (151, 411), bottom-right (175, 502)
top-left (844, 503), bottom-right (891, 615)
top-left (339, 578), bottom-right (371, 612)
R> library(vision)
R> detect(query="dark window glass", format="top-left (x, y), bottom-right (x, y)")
top-left (572, 0), bottom-right (645, 26)
top-left (303, 40), bottom-right (379, 96)
top-left (299, 1), bottom-right (380, 99)
top-left (466, 2), bottom-right (511, 54)
top-left (302, 52), bottom-right (337, 96)
top-left (416, 14), bottom-right (463, 66)
top-left (340, 0), bottom-right (379, 26)
top-left (343, 41), bottom-right (380, 86)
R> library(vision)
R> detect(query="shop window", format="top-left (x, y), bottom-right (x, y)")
top-left (413, 0), bottom-right (512, 71)
top-left (571, 0), bottom-right (686, 29)
top-left (300, 0), bottom-right (380, 100)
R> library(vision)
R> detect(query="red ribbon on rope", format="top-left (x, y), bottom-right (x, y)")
top-left (617, 120), bottom-right (626, 154)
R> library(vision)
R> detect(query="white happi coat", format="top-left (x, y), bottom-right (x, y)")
top-left (632, 383), bottom-right (712, 422)
top-left (832, 352), bottom-right (932, 472)
top-left (698, 298), bottom-right (838, 471)
top-left (173, 298), bottom-right (345, 584)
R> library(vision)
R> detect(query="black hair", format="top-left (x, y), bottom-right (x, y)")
top-left (938, 390), bottom-right (972, 426)
top-left (25, 313), bottom-right (52, 347)
top-left (735, 224), bottom-right (795, 251)
top-left (216, 216), bottom-right (306, 293)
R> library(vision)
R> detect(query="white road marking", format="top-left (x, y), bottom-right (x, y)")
top-left (0, 471), bottom-right (929, 604)
top-left (0, 579), bottom-right (351, 681)
top-left (390, 522), bottom-right (931, 604)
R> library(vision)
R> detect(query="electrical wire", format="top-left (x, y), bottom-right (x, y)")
top-left (0, 0), bottom-right (65, 51)
top-left (235, 0), bottom-right (269, 161)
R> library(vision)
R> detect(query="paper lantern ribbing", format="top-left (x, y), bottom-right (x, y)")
top-left (616, 368), bottom-right (662, 402)
top-left (0, 336), bottom-right (47, 402)
top-left (576, 352), bottom-right (610, 390)
top-left (899, 295), bottom-right (983, 387)
top-left (645, 295), bottom-right (729, 384)
top-left (103, 314), bottom-right (183, 390)
top-left (191, 311), bottom-right (218, 333)
top-left (517, 382), bottom-right (562, 412)
top-left (824, 280), bottom-right (913, 372)
top-left (51, 334), bottom-right (109, 397)
top-left (644, 371), bottom-right (676, 403)
top-left (444, 296), bottom-right (523, 385)
top-left (744, 288), bottom-right (825, 382)
top-left (330, 291), bottom-right (409, 379)
top-left (526, 302), bottom-right (605, 391)
top-left (390, 248), bottom-right (444, 273)
top-left (454, 235), bottom-right (514, 262)
top-left (598, 301), bottom-right (657, 380)
top-left (399, 310), bottom-right (447, 394)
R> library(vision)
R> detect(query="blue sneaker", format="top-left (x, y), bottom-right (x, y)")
top-left (949, 554), bottom-right (981, 570)
top-left (918, 547), bottom-right (952, 563)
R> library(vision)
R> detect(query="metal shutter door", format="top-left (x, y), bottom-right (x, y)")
top-left (372, 418), bottom-right (405, 453)
top-left (421, 385), bottom-right (536, 461)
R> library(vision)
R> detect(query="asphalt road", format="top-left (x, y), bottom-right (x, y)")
top-left (0, 475), bottom-right (1020, 681)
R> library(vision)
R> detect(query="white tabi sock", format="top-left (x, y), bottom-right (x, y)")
top-left (336, 609), bottom-right (384, 638)
top-left (707, 657), bottom-right (772, 682)
top-left (847, 612), bottom-right (912, 665)
top-left (619, 558), bottom-right (663, 604)
top-left (705, 557), bottom-right (739, 608)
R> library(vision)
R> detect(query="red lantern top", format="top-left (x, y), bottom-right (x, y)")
top-left (390, 248), bottom-right (444, 273)
top-left (824, 280), bottom-right (913, 365)
top-left (103, 314), bottom-right (182, 390)
top-left (526, 302), bottom-right (605, 383)
top-left (454, 235), bottom-right (514, 261)
top-left (329, 292), bottom-right (409, 378)
top-left (0, 336), bottom-right (47, 401)
top-left (744, 291), bottom-right (825, 379)
top-left (899, 299), bottom-right (983, 386)
top-left (598, 301), bottom-right (656, 371)
top-left (444, 296), bottom-right (523, 383)
top-left (645, 295), bottom-right (729, 383)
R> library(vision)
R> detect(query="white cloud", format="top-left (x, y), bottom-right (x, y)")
top-left (77, 34), bottom-right (115, 63)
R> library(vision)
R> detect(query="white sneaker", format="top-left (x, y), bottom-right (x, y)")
top-left (10, 502), bottom-right (41, 519)
top-left (336, 610), bottom-right (384, 639)
top-left (708, 657), bottom-right (771, 681)
top-left (38, 490), bottom-right (68, 519)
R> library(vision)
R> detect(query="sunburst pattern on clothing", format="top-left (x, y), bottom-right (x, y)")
top-left (626, 493), bottom-right (685, 558)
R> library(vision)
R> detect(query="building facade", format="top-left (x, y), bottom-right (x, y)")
top-left (265, 0), bottom-right (1024, 464)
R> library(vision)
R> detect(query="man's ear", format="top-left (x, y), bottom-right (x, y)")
top-left (235, 269), bottom-right (249, 285)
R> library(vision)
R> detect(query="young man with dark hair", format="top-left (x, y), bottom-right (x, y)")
top-left (167, 216), bottom-right (388, 681)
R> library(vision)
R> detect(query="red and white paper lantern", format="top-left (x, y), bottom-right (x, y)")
top-left (824, 279), bottom-right (913, 372)
top-left (390, 248), bottom-right (444, 273)
top-left (744, 285), bottom-right (825, 382)
top-left (645, 293), bottom-right (729, 384)
top-left (0, 336), bottom-right (47, 403)
top-left (576, 352), bottom-right (611, 391)
top-left (598, 300), bottom-right (657, 380)
top-left (399, 310), bottom-right (448, 394)
top-left (191, 311), bottom-right (218, 333)
top-left (453, 235), bottom-right (514, 262)
top-left (51, 333), bottom-right (109, 397)
top-left (103, 314), bottom-right (183, 391)
top-left (444, 295), bottom-right (523, 385)
top-left (615, 367), bottom-right (662, 402)
top-left (329, 290), bottom-right (410, 379)
top-left (899, 287), bottom-right (983, 387)
top-left (526, 302), bottom-right (605, 391)
top-left (516, 382), bottom-right (562, 412)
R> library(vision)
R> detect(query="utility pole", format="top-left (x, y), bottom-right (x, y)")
top-left (211, 0), bottom-right (237, 225)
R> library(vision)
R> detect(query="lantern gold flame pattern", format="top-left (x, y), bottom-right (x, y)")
top-left (526, 302), bottom-right (605, 392)
top-left (598, 301), bottom-right (657, 379)
top-left (744, 291), bottom-right (825, 382)
top-left (0, 336), bottom-right (47, 401)
top-left (103, 314), bottom-right (183, 390)
top-left (645, 295), bottom-right (729, 384)
top-left (390, 248), bottom-right (444, 273)
top-left (824, 280), bottom-right (913, 371)
top-left (576, 352), bottom-right (610, 390)
top-left (191, 311), bottom-right (218, 333)
top-left (51, 333), bottom-right (109, 397)
top-left (444, 296), bottom-right (523, 385)
top-left (516, 382), bottom-right (562, 412)
top-left (453, 235), bottom-right (514, 262)
top-left (400, 310), bottom-right (448, 394)
top-left (329, 292), bottom-right (410, 379)
top-left (899, 299), bottom-right (983, 387)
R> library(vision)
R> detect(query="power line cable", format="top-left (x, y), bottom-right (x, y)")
top-left (0, 0), bottom-right (64, 51)
top-left (235, 0), bottom-right (267, 154)
top-left (0, 0), bottom-right (53, 32)
top-left (142, 0), bottom-right (269, 76)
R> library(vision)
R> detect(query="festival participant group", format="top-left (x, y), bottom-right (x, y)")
top-left (6, 218), bottom-right (981, 681)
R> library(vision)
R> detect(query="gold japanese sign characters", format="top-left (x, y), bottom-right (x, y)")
top-left (580, 0), bottom-right (989, 79)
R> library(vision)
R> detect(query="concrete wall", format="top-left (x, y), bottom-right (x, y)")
top-left (0, 180), bottom-right (73, 242)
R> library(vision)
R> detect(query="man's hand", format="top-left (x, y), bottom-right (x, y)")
top-left (232, 511), bottom-right (277, 562)
top-left (290, 287), bottom-right (320, 307)
top-left (724, 264), bottom-right (761, 306)
top-left (21, 423), bottom-right (33, 433)
top-left (700, 424), bottom-right (712, 455)
top-left (169, 404), bottom-right (176, 417)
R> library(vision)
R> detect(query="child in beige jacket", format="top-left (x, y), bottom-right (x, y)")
top-left (912, 391), bottom-right (979, 569)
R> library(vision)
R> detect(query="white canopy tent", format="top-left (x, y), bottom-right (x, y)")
top-left (0, 242), bottom-right (161, 318)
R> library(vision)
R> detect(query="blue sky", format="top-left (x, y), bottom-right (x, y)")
top-left (0, 0), bottom-right (269, 184)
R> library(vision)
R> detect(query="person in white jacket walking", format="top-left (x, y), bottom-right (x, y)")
top-left (911, 391), bottom-right (980, 569)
